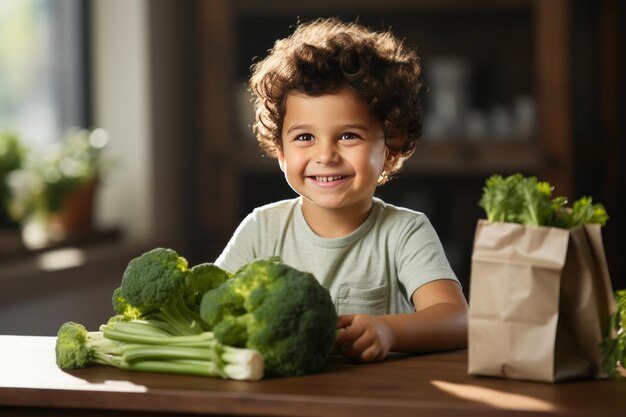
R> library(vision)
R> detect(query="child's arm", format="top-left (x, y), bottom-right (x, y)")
top-left (335, 279), bottom-right (468, 362)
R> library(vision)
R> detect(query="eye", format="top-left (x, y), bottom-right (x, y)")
top-left (340, 132), bottom-right (360, 140)
top-left (294, 133), bottom-right (314, 142)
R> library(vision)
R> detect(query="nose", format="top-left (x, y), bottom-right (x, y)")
top-left (315, 139), bottom-right (339, 165)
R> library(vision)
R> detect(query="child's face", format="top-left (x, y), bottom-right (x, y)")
top-left (277, 87), bottom-right (388, 215)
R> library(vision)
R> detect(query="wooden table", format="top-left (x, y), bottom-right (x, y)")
top-left (1, 336), bottom-right (625, 417)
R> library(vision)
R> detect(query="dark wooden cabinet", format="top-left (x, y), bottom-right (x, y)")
top-left (193, 0), bottom-right (576, 289)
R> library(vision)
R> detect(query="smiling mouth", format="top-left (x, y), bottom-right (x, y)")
top-left (313, 175), bottom-right (345, 183)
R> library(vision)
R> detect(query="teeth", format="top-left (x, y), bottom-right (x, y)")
top-left (315, 176), bottom-right (343, 183)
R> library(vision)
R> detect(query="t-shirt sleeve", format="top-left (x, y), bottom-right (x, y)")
top-left (395, 214), bottom-right (460, 304)
top-left (214, 211), bottom-right (259, 274)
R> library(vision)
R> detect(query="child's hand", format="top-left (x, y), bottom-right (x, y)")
top-left (335, 314), bottom-right (393, 362)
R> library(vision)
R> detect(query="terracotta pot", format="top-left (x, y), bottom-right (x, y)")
top-left (49, 178), bottom-right (98, 240)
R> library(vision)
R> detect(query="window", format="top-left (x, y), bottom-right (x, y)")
top-left (0, 0), bottom-right (90, 147)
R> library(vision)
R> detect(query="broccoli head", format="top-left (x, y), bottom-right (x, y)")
top-left (119, 248), bottom-right (233, 335)
top-left (121, 247), bottom-right (189, 310)
top-left (199, 257), bottom-right (337, 377)
top-left (184, 263), bottom-right (232, 313)
top-left (55, 321), bottom-right (92, 368)
top-left (120, 248), bottom-right (206, 334)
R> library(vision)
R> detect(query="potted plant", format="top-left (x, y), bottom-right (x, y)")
top-left (0, 131), bottom-right (27, 254)
top-left (8, 127), bottom-right (109, 248)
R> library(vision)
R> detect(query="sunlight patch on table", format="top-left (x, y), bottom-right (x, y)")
top-left (431, 380), bottom-right (556, 412)
top-left (37, 247), bottom-right (86, 271)
top-left (0, 335), bottom-right (148, 392)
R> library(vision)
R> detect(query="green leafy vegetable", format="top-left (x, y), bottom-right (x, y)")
top-left (479, 173), bottom-right (608, 228)
top-left (557, 196), bottom-right (609, 228)
top-left (601, 290), bottom-right (626, 378)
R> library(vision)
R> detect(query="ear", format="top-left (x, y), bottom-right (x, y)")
top-left (383, 132), bottom-right (406, 171)
top-left (383, 151), bottom-right (401, 174)
top-left (385, 132), bottom-right (408, 153)
top-left (276, 146), bottom-right (286, 172)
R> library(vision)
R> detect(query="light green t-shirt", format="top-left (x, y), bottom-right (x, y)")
top-left (215, 197), bottom-right (459, 315)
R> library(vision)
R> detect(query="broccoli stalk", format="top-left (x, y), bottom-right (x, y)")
top-left (118, 248), bottom-right (229, 336)
top-left (56, 321), bottom-right (264, 381)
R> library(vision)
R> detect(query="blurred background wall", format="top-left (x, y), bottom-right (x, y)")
top-left (0, 0), bottom-right (624, 335)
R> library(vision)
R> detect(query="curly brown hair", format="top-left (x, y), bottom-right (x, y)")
top-left (249, 17), bottom-right (424, 183)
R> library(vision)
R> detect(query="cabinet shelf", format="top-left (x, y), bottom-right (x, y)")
top-left (232, 138), bottom-right (542, 177)
top-left (406, 140), bottom-right (541, 175)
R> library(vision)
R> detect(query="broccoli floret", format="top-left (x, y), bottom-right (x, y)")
top-left (55, 322), bottom-right (123, 369)
top-left (199, 257), bottom-right (337, 377)
top-left (112, 287), bottom-right (143, 320)
top-left (121, 247), bottom-right (188, 308)
top-left (120, 248), bottom-right (210, 335)
top-left (55, 322), bottom-right (92, 368)
top-left (55, 320), bottom-right (264, 381)
top-left (184, 263), bottom-right (232, 313)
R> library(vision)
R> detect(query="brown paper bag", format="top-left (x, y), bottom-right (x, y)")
top-left (468, 219), bottom-right (615, 382)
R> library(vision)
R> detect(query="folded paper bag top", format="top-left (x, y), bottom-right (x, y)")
top-left (468, 220), bottom-right (615, 383)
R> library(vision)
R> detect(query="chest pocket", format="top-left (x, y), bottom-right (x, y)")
top-left (336, 284), bottom-right (388, 316)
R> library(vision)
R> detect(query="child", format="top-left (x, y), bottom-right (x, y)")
top-left (216, 18), bottom-right (468, 362)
